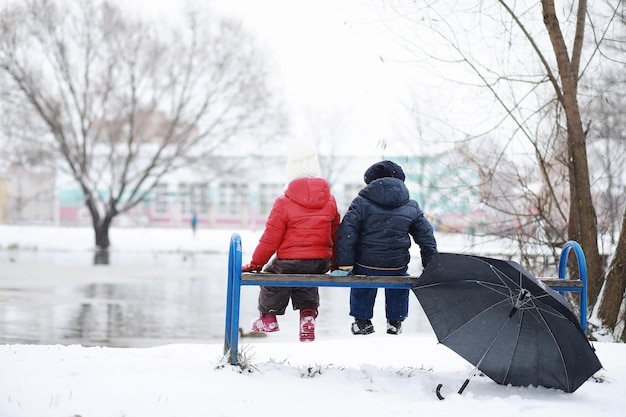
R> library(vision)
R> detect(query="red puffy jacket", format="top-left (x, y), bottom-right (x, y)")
top-left (251, 178), bottom-right (340, 267)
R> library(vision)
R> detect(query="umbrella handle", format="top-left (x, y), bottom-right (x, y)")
top-left (435, 384), bottom-right (445, 400)
top-left (436, 378), bottom-right (470, 400)
top-left (437, 312), bottom-right (512, 400)
top-left (458, 378), bottom-right (470, 394)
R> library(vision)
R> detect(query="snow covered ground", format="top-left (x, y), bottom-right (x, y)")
top-left (0, 225), bottom-right (623, 417)
top-left (0, 224), bottom-right (520, 261)
top-left (1, 336), bottom-right (622, 417)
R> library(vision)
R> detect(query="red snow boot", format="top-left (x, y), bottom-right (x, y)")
top-left (299, 308), bottom-right (317, 342)
top-left (251, 313), bottom-right (279, 333)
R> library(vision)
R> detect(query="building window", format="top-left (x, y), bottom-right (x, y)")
top-left (155, 183), bottom-right (168, 214)
top-left (179, 183), bottom-right (190, 214)
top-left (258, 183), bottom-right (282, 218)
top-left (179, 182), bottom-right (209, 215)
top-left (195, 183), bottom-right (209, 214)
top-left (218, 182), bottom-right (248, 217)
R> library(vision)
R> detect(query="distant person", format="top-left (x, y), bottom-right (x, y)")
top-left (333, 160), bottom-right (437, 335)
top-left (191, 212), bottom-right (198, 236)
top-left (242, 140), bottom-right (340, 342)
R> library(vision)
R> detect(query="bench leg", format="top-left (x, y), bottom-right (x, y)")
top-left (224, 233), bottom-right (243, 365)
top-left (559, 241), bottom-right (588, 334)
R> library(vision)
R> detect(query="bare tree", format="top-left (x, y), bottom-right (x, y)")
top-left (594, 4), bottom-right (626, 339)
top-left (0, 0), bottom-right (285, 251)
top-left (380, 1), bottom-right (625, 334)
top-left (536, 0), bottom-right (606, 308)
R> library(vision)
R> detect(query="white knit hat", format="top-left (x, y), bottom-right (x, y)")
top-left (285, 140), bottom-right (321, 181)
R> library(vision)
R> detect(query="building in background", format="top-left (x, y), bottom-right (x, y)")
top-left (1, 155), bottom-right (480, 233)
top-left (0, 177), bottom-right (8, 224)
top-left (1, 166), bottom-right (57, 225)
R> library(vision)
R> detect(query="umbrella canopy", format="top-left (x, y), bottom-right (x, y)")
top-left (413, 253), bottom-right (602, 395)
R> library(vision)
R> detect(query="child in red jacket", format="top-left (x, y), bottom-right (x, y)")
top-left (242, 141), bottom-right (340, 342)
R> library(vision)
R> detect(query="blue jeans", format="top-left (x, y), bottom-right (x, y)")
top-left (349, 265), bottom-right (409, 321)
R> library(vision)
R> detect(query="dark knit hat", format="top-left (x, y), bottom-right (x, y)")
top-left (363, 160), bottom-right (405, 184)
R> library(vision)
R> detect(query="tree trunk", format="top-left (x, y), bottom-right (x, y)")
top-left (94, 221), bottom-right (112, 250)
top-left (82, 188), bottom-right (116, 252)
top-left (92, 215), bottom-right (114, 265)
top-left (597, 208), bottom-right (626, 330)
top-left (93, 249), bottom-right (111, 265)
top-left (541, 0), bottom-right (604, 309)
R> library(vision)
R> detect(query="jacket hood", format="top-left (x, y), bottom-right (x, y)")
top-left (359, 177), bottom-right (410, 208)
top-left (284, 177), bottom-right (331, 209)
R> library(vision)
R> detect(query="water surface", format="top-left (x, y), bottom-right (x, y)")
top-left (0, 250), bottom-right (432, 347)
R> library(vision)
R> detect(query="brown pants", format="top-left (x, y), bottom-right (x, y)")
top-left (258, 258), bottom-right (330, 315)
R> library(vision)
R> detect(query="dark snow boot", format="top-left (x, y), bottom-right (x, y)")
top-left (386, 320), bottom-right (403, 335)
top-left (351, 319), bottom-right (374, 335)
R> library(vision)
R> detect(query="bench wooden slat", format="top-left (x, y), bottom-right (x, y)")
top-left (241, 272), bottom-right (418, 286)
top-left (241, 272), bottom-right (582, 289)
top-left (538, 278), bottom-right (584, 288)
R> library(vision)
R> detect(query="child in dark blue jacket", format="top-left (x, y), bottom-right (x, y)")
top-left (334, 160), bottom-right (437, 335)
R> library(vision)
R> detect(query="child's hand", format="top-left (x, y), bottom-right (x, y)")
top-left (242, 263), bottom-right (263, 272)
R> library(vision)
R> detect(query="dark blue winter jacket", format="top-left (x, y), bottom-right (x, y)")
top-left (335, 177), bottom-right (437, 270)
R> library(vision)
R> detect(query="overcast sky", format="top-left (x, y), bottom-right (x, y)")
top-left (123, 0), bottom-right (448, 157)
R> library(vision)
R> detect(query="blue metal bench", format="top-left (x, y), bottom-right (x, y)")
top-left (224, 233), bottom-right (588, 365)
top-left (539, 240), bottom-right (588, 331)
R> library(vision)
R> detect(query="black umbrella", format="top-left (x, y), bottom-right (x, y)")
top-left (413, 253), bottom-right (602, 399)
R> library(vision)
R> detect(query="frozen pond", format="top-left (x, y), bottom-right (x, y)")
top-left (0, 225), bottom-right (538, 348)
top-left (0, 249), bottom-right (434, 348)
